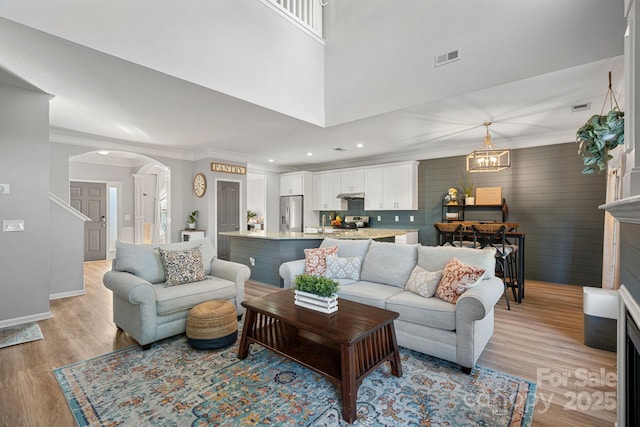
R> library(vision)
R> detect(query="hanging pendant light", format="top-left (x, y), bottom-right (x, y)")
top-left (466, 121), bottom-right (511, 172)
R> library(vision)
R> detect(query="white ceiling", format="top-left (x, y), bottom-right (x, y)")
top-left (0, 1), bottom-right (627, 171)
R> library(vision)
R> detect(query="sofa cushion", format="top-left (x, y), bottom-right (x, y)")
top-left (417, 245), bottom-right (496, 279)
top-left (304, 246), bottom-right (338, 276)
top-left (360, 241), bottom-right (417, 287)
top-left (114, 241), bottom-right (164, 284)
top-left (158, 246), bottom-right (206, 286)
top-left (320, 238), bottom-right (371, 259)
top-left (337, 281), bottom-right (404, 308)
top-left (159, 239), bottom-right (216, 275)
top-left (325, 255), bottom-right (362, 281)
top-left (154, 276), bottom-right (236, 315)
top-left (386, 291), bottom-right (456, 331)
top-left (404, 266), bottom-right (442, 298)
top-left (435, 258), bottom-right (485, 304)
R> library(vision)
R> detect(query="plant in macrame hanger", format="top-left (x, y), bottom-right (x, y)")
top-left (576, 71), bottom-right (624, 174)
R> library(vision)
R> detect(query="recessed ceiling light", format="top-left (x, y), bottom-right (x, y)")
top-left (307, 152), bottom-right (313, 156)
top-left (98, 150), bottom-right (110, 155)
top-left (356, 143), bottom-right (363, 148)
top-left (268, 159), bottom-right (274, 163)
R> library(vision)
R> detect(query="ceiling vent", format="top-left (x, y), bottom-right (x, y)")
top-left (435, 48), bottom-right (461, 67)
top-left (333, 147), bottom-right (347, 151)
top-left (571, 102), bottom-right (591, 113)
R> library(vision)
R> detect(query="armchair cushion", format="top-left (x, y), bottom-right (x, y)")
top-left (154, 276), bottom-right (237, 316)
top-left (158, 246), bottom-right (206, 286)
top-left (114, 241), bottom-right (164, 284)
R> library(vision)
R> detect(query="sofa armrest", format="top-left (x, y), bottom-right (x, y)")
top-left (455, 278), bottom-right (504, 322)
top-left (103, 270), bottom-right (156, 304)
top-left (210, 258), bottom-right (251, 315)
top-left (279, 259), bottom-right (306, 289)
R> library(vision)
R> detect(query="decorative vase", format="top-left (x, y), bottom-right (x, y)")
top-left (294, 290), bottom-right (338, 314)
top-left (466, 197), bottom-right (475, 206)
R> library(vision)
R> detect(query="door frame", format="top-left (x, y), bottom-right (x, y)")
top-left (213, 177), bottom-right (244, 253)
top-left (106, 181), bottom-right (122, 259)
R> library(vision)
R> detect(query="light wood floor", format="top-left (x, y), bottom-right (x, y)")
top-left (0, 260), bottom-right (616, 426)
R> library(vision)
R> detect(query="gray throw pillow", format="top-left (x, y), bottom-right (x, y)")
top-left (320, 237), bottom-right (371, 259)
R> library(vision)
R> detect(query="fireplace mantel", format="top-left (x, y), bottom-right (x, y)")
top-left (600, 194), bottom-right (640, 224)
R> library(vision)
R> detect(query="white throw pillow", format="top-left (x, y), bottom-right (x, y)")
top-left (404, 265), bottom-right (443, 298)
top-left (325, 255), bottom-right (362, 281)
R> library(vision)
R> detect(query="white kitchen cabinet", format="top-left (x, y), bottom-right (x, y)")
top-left (364, 161), bottom-right (418, 210)
top-left (364, 168), bottom-right (384, 210)
top-left (340, 169), bottom-right (365, 193)
top-left (280, 172), bottom-right (305, 196)
top-left (313, 172), bottom-right (346, 211)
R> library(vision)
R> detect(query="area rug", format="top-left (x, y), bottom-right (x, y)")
top-left (54, 335), bottom-right (536, 426)
top-left (0, 322), bottom-right (43, 349)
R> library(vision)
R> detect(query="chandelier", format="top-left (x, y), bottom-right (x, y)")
top-left (466, 121), bottom-right (511, 172)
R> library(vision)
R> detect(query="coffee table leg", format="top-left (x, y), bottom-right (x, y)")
top-left (387, 324), bottom-right (403, 378)
top-left (238, 309), bottom-right (256, 359)
top-left (340, 344), bottom-right (357, 423)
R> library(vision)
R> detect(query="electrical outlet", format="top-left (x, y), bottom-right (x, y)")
top-left (410, 216), bottom-right (414, 222)
top-left (249, 257), bottom-right (255, 266)
top-left (377, 216), bottom-right (381, 221)
top-left (0, 184), bottom-right (10, 194)
top-left (395, 216), bottom-right (399, 222)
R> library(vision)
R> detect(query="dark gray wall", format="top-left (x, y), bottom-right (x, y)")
top-left (620, 222), bottom-right (640, 302)
top-left (323, 142), bottom-right (606, 286)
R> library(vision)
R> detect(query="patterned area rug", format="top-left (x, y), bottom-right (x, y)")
top-left (54, 335), bottom-right (535, 426)
top-left (0, 322), bottom-right (43, 349)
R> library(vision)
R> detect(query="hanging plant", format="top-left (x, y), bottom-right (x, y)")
top-left (576, 72), bottom-right (624, 174)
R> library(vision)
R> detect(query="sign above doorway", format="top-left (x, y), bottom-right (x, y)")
top-left (211, 163), bottom-right (246, 175)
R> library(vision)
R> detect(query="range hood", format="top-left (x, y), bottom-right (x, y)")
top-left (336, 192), bottom-right (365, 200)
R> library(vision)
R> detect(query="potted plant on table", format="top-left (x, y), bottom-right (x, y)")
top-left (187, 210), bottom-right (198, 229)
top-left (294, 274), bottom-right (339, 313)
top-left (459, 172), bottom-right (475, 205)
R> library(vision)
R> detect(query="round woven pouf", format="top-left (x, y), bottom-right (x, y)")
top-left (186, 300), bottom-right (238, 350)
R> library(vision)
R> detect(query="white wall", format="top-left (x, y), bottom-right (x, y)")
top-left (0, 82), bottom-right (51, 325)
top-left (247, 172), bottom-right (266, 226)
top-left (49, 201), bottom-right (85, 298)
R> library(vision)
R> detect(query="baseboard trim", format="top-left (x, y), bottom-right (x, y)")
top-left (0, 311), bottom-right (52, 329)
top-left (50, 290), bottom-right (86, 300)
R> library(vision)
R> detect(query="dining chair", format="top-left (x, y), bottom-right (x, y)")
top-left (503, 222), bottom-right (522, 301)
top-left (471, 223), bottom-right (518, 309)
top-left (433, 222), bottom-right (463, 246)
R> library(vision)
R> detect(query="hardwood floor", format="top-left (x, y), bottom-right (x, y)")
top-left (0, 260), bottom-right (616, 426)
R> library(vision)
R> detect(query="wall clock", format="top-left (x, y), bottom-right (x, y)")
top-left (193, 173), bottom-right (207, 197)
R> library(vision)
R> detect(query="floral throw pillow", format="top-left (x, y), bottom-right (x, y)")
top-left (435, 258), bottom-right (485, 304)
top-left (404, 265), bottom-right (443, 298)
top-left (325, 255), bottom-right (362, 281)
top-left (304, 246), bottom-right (338, 276)
top-left (157, 247), bottom-right (206, 286)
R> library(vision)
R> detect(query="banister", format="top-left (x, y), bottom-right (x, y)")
top-left (49, 192), bottom-right (90, 221)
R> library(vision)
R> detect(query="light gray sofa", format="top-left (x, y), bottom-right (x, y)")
top-left (103, 239), bottom-right (250, 349)
top-left (279, 238), bottom-right (503, 372)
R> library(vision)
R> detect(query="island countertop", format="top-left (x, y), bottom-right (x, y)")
top-left (219, 228), bottom-right (418, 240)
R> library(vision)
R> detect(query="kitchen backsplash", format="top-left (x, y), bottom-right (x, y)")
top-left (320, 199), bottom-right (424, 229)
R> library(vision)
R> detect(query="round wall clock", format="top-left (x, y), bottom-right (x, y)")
top-left (193, 173), bottom-right (207, 197)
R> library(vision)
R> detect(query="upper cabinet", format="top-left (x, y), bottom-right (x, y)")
top-left (340, 169), bottom-right (365, 193)
top-left (365, 161), bottom-right (418, 210)
top-left (313, 172), bottom-right (346, 211)
top-left (280, 172), bottom-right (307, 196)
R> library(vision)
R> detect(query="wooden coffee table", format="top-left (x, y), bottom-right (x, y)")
top-left (238, 289), bottom-right (402, 423)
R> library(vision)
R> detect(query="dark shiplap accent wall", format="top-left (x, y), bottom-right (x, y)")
top-left (620, 222), bottom-right (640, 302)
top-left (323, 142), bottom-right (607, 286)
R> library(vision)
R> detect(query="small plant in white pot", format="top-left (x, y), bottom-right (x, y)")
top-left (294, 274), bottom-right (339, 313)
top-left (459, 172), bottom-right (475, 205)
top-left (187, 210), bottom-right (198, 229)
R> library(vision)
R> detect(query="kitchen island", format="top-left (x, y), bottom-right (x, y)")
top-left (220, 228), bottom-right (418, 287)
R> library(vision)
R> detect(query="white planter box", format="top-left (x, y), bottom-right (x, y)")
top-left (294, 290), bottom-right (338, 314)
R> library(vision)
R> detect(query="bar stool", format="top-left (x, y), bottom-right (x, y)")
top-left (471, 223), bottom-right (517, 309)
top-left (434, 222), bottom-right (463, 246)
top-left (504, 222), bottom-right (522, 302)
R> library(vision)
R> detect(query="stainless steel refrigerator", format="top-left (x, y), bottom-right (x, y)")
top-left (279, 195), bottom-right (304, 232)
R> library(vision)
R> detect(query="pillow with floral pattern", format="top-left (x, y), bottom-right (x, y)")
top-left (435, 258), bottom-right (485, 303)
top-left (304, 246), bottom-right (338, 276)
top-left (157, 246), bottom-right (206, 286)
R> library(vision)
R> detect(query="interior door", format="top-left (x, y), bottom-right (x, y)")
top-left (217, 181), bottom-right (240, 260)
top-left (70, 181), bottom-right (107, 261)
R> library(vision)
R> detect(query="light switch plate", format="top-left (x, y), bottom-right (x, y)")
top-left (395, 216), bottom-right (399, 222)
top-left (410, 216), bottom-right (414, 222)
top-left (377, 216), bottom-right (381, 221)
top-left (3, 220), bottom-right (24, 232)
top-left (0, 184), bottom-right (9, 194)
